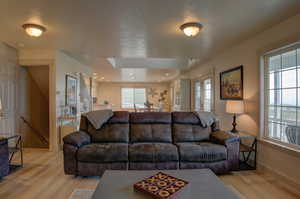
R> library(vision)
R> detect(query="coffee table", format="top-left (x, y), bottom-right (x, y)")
top-left (91, 169), bottom-right (240, 199)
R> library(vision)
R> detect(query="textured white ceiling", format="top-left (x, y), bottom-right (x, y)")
top-left (92, 58), bottom-right (180, 83)
top-left (1, 0), bottom-right (300, 82)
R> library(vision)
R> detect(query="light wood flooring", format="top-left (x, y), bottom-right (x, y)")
top-left (0, 149), bottom-right (299, 199)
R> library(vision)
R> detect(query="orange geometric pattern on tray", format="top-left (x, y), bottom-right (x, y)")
top-left (133, 172), bottom-right (189, 199)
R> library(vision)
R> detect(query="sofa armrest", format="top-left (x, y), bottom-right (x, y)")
top-left (210, 131), bottom-right (240, 146)
top-left (63, 131), bottom-right (91, 148)
top-left (211, 131), bottom-right (240, 171)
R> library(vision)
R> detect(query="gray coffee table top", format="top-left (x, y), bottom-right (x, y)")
top-left (91, 169), bottom-right (240, 199)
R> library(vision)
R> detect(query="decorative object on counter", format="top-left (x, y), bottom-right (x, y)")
top-left (158, 90), bottom-right (168, 103)
top-left (226, 100), bottom-right (244, 133)
top-left (66, 75), bottom-right (78, 116)
top-left (60, 105), bottom-right (72, 117)
top-left (92, 97), bottom-right (98, 104)
top-left (157, 90), bottom-right (168, 112)
top-left (144, 100), bottom-right (154, 111)
top-left (103, 100), bottom-right (109, 105)
top-left (134, 172), bottom-right (189, 199)
top-left (148, 88), bottom-right (158, 98)
top-left (220, 65), bottom-right (243, 100)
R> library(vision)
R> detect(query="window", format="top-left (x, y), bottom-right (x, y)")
top-left (264, 46), bottom-right (300, 147)
top-left (203, 78), bottom-right (212, 112)
top-left (121, 88), bottom-right (146, 108)
top-left (192, 77), bottom-right (213, 112)
top-left (194, 80), bottom-right (201, 111)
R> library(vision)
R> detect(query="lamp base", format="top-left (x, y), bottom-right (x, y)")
top-left (231, 114), bottom-right (238, 133)
top-left (230, 128), bottom-right (239, 133)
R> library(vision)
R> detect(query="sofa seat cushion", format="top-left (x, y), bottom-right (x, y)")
top-left (176, 142), bottom-right (227, 162)
top-left (77, 143), bottom-right (128, 163)
top-left (129, 143), bottom-right (178, 162)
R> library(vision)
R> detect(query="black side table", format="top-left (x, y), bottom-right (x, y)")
top-left (1, 134), bottom-right (23, 172)
top-left (227, 131), bottom-right (257, 170)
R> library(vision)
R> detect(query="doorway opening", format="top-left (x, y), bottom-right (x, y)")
top-left (19, 65), bottom-right (50, 148)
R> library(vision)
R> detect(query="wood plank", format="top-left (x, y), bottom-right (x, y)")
top-left (0, 148), bottom-right (299, 199)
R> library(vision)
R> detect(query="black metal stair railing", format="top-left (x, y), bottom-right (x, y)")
top-left (20, 116), bottom-right (49, 145)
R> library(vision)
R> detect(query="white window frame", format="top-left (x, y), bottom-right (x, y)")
top-left (193, 80), bottom-right (201, 111)
top-left (121, 88), bottom-right (146, 109)
top-left (203, 78), bottom-right (212, 112)
top-left (261, 42), bottom-right (300, 151)
top-left (191, 76), bottom-right (214, 112)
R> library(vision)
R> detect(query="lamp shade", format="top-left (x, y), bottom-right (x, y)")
top-left (226, 100), bottom-right (244, 114)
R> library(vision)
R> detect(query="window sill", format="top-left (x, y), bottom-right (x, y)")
top-left (258, 137), bottom-right (300, 158)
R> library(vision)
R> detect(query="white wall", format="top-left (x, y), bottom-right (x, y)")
top-left (19, 66), bottom-right (49, 148)
top-left (95, 82), bottom-right (170, 111)
top-left (18, 49), bottom-right (92, 151)
top-left (55, 50), bottom-right (92, 118)
top-left (0, 43), bottom-right (18, 138)
top-left (183, 13), bottom-right (300, 186)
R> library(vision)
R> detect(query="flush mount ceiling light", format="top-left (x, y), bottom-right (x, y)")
top-left (22, 23), bottom-right (46, 37)
top-left (180, 22), bottom-right (203, 37)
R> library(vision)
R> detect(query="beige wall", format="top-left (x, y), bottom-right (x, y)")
top-left (183, 13), bottom-right (300, 186)
top-left (95, 82), bottom-right (170, 111)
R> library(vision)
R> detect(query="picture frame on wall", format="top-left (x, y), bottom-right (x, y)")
top-left (65, 75), bottom-right (78, 115)
top-left (220, 65), bottom-right (243, 100)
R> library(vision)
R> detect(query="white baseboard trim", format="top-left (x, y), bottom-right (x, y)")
top-left (257, 162), bottom-right (300, 195)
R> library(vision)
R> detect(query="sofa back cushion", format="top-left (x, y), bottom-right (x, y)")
top-left (172, 112), bottom-right (210, 142)
top-left (81, 111), bottom-right (130, 143)
top-left (130, 112), bottom-right (172, 143)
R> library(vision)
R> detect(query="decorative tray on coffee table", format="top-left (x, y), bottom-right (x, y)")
top-left (133, 172), bottom-right (189, 199)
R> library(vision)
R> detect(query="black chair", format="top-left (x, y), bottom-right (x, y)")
top-left (285, 125), bottom-right (300, 145)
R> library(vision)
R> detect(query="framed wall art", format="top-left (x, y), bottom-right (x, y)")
top-left (65, 75), bottom-right (78, 115)
top-left (220, 65), bottom-right (243, 100)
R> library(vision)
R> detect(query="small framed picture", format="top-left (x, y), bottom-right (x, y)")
top-left (220, 65), bottom-right (243, 100)
top-left (65, 75), bottom-right (78, 106)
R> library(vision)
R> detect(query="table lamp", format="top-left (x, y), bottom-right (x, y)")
top-left (226, 100), bottom-right (244, 133)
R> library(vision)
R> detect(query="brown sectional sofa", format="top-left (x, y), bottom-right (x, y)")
top-left (63, 111), bottom-right (240, 176)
